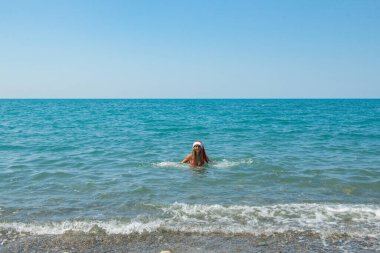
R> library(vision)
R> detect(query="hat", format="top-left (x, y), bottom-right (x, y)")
top-left (192, 140), bottom-right (209, 163)
top-left (192, 141), bottom-right (203, 148)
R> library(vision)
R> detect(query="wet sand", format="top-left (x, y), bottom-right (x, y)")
top-left (1, 227), bottom-right (378, 253)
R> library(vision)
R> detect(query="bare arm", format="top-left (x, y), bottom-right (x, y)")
top-left (182, 154), bottom-right (192, 163)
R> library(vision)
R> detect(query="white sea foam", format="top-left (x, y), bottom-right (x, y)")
top-left (153, 158), bottom-right (254, 169)
top-left (1, 203), bottom-right (379, 238)
top-left (152, 161), bottom-right (187, 168)
top-left (0, 220), bottom-right (164, 235)
top-left (211, 158), bottom-right (254, 168)
top-left (161, 203), bottom-right (380, 237)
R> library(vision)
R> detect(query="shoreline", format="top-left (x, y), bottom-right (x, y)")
top-left (1, 229), bottom-right (378, 253)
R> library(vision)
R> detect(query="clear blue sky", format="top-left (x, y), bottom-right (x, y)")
top-left (1, 0), bottom-right (379, 98)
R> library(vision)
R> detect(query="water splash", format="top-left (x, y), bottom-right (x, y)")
top-left (211, 158), bottom-right (254, 168)
top-left (152, 161), bottom-right (187, 169)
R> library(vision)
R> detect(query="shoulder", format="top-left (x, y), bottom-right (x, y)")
top-left (182, 153), bottom-right (192, 163)
top-left (184, 153), bottom-right (192, 160)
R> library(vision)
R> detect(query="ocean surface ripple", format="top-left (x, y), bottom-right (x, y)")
top-left (0, 99), bottom-right (379, 246)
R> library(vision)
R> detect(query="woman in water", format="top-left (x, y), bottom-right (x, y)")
top-left (182, 141), bottom-right (209, 166)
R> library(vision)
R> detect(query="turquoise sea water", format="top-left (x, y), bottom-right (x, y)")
top-left (0, 99), bottom-right (379, 245)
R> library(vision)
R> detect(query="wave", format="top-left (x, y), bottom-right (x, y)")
top-left (1, 203), bottom-right (379, 238)
top-left (152, 161), bottom-right (187, 168)
top-left (211, 158), bottom-right (254, 168)
top-left (153, 158), bottom-right (254, 169)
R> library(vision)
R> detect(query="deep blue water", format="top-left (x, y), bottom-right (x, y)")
top-left (0, 99), bottom-right (379, 238)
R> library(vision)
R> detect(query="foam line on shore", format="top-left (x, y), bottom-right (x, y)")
top-left (1, 203), bottom-right (379, 238)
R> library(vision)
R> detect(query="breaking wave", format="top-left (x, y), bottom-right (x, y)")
top-left (1, 203), bottom-right (379, 238)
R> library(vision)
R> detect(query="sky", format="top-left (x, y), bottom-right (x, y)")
top-left (0, 0), bottom-right (379, 98)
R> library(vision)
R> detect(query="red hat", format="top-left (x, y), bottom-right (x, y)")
top-left (193, 140), bottom-right (209, 163)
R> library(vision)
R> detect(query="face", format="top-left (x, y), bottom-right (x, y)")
top-left (193, 145), bottom-right (201, 152)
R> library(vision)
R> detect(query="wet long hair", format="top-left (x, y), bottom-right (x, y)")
top-left (192, 148), bottom-right (205, 166)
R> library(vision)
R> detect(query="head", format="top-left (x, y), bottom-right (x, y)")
top-left (192, 141), bottom-right (203, 153)
top-left (192, 141), bottom-right (207, 166)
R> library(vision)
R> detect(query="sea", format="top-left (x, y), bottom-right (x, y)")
top-left (0, 99), bottom-right (379, 252)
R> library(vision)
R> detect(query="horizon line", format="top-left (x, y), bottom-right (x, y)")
top-left (0, 98), bottom-right (379, 100)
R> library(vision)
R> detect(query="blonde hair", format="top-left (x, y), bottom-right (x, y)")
top-left (192, 148), bottom-right (204, 166)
